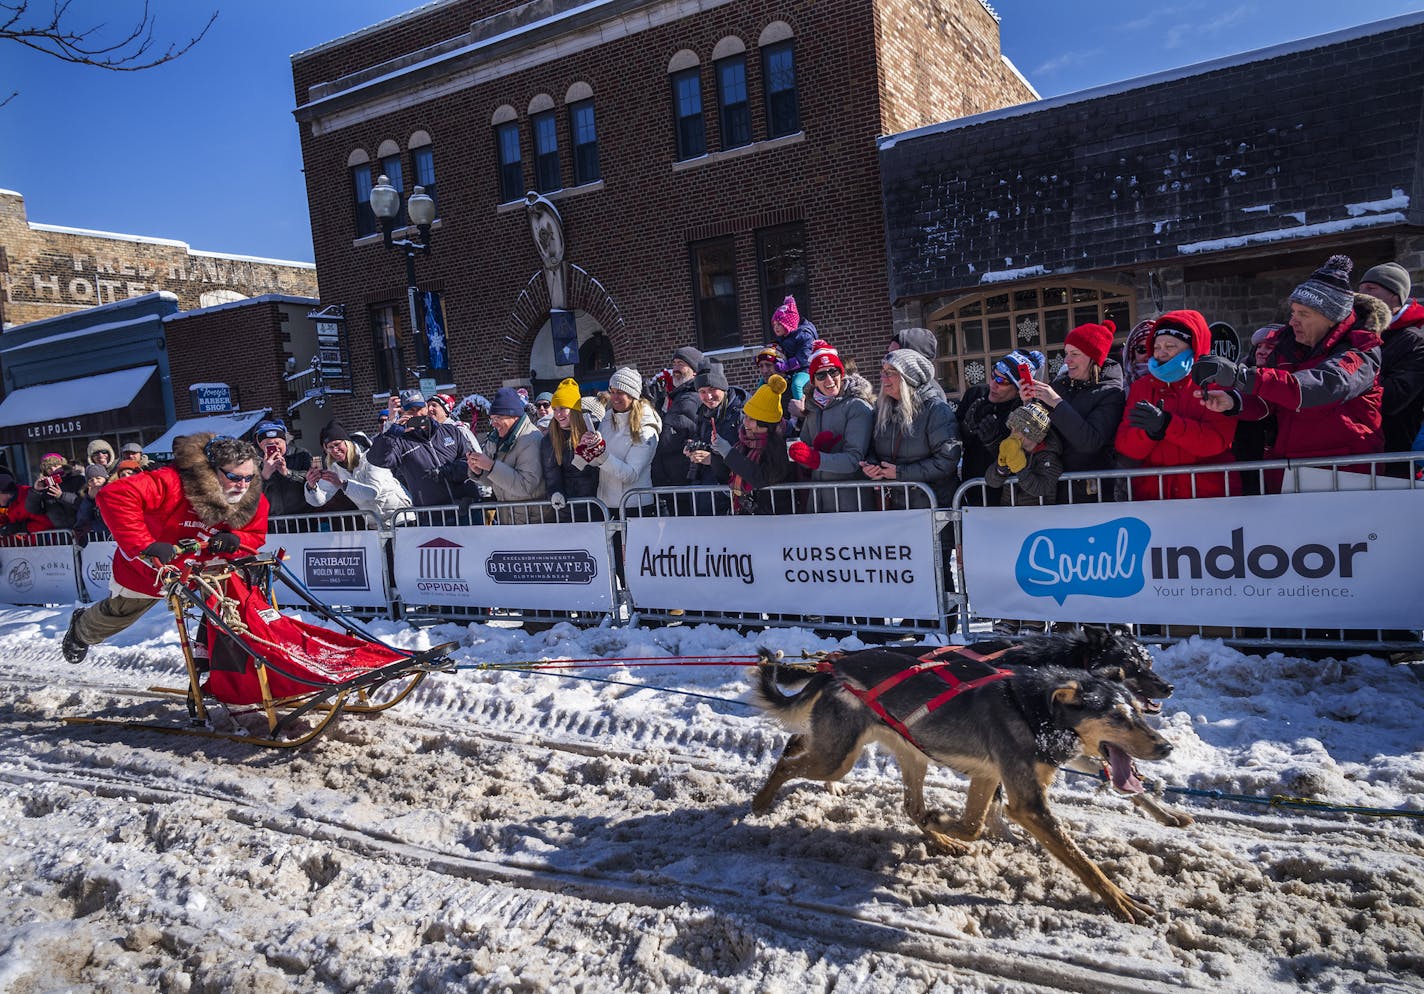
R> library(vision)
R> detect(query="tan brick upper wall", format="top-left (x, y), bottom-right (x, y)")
top-left (0, 191), bottom-right (318, 328)
top-left (873, 0), bottom-right (1035, 136)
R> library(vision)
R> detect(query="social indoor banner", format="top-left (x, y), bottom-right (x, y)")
top-left (260, 532), bottom-right (390, 610)
top-left (624, 509), bottom-right (942, 619)
top-left (0, 542), bottom-right (79, 606)
top-left (391, 523), bottom-right (614, 612)
top-left (962, 490), bottom-right (1423, 627)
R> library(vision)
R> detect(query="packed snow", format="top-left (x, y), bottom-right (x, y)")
top-left (1, 603), bottom-right (1421, 993)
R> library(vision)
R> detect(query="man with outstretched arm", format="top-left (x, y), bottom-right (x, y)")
top-left (61, 434), bottom-right (269, 664)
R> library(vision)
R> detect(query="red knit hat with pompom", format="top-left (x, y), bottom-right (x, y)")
top-left (1065, 319), bottom-right (1116, 368)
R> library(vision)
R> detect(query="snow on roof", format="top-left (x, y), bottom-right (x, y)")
top-left (1177, 212), bottom-right (1410, 256)
top-left (295, 0), bottom-right (623, 115)
top-left (1, 291), bottom-right (179, 339)
top-left (0, 366), bottom-right (157, 427)
top-left (27, 223), bottom-right (314, 268)
top-left (164, 294), bottom-right (321, 322)
top-left (879, 11), bottom-right (1424, 150)
top-left (0, 314), bottom-right (165, 354)
top-left (290, 0), bottom-right (459, 61)
top-left (144, 410), bottom-right (270, 455)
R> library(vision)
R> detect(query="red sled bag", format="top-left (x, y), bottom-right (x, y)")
top-left (204, 572), bottom-right (407, 706)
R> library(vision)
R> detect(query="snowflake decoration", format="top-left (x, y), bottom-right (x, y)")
top-left (965, 360), bottom-right (986, 385)
top-left (1049, 353), bottom-right (1066, 376)
top-left (1017, 317), bottom-right (1039, 343)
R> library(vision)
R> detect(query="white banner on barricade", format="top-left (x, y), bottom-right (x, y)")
top-left (0, 540), bottom-right (79, 605)
top-left (962, 490), bottom-right (1423, 627)
top-left (391, 522), bottom-right (614, 612)
top-left (260, 532), bottom-right (391, 610)
top-left (78, 540), bottom-right (118, 602)
top-left (624, 509), bottom-right (941, 619)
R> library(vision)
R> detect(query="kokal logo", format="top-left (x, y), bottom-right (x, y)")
top-left (486, 550), bottom-right (597, 584)
top-left (1016, 518), bottom-right (1371, 604)
top-left (1016, 518), bottom-right (1149, 605)
top-left (416, 537), bottom-right (469, 594)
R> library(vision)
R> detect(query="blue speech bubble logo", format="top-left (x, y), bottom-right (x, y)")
top-left (1015, 517), bottom-right (1151, 605)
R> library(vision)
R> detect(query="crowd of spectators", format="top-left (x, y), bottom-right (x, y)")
top-left (3, 252), bottom-right (1420, 559)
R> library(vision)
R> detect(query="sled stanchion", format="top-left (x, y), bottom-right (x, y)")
top-left (64, 550), bottom-right (455, 749)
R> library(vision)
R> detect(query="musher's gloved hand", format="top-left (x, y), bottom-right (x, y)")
top-left (142, 541), bottom-right (176, 564)
top-left (207, 532), bottom-right (241, 555)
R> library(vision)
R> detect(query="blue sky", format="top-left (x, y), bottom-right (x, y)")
top-left (1, 0), bottom-right (1418, 264)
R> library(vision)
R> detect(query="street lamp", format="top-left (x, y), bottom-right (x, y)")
top-left (370, 174), bottom-right (437, 383)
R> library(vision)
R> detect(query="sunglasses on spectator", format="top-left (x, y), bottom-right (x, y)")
top-left (222, 470), bottom-right (256, 483)
top-left (1133, 345), bottom-right (1150, 356)
top-left (813, 369), bottom-right (840, 381)
top-left (991, 373), bottom-right (1013, 386)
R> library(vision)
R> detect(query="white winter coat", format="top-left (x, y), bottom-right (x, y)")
top-left (592, 404), bottom-right (661, 514)
top-left (305, 457), bottom-right (412, 520)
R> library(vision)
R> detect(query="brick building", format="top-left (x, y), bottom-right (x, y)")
top-left (0, 189), bottom-right (318, 328)
top-left (879, 13), bottom-right (1424, 396)
top-left (290, 0), bottom-right (1035, 424)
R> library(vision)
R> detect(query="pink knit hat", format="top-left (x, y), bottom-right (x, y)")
top-left (771, 295), bottom-right (800, 334)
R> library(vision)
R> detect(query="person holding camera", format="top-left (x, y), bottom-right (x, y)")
top-left (61, 434), bottom-right (269, 665)
top-left (251, 419), bottom-right (314, 517)
top-left (0, 473), bottom-right (51, 539)
top-left (539, 379), bottom-right (602, 520)
top-left (24, 456), bottom-right (83, 529)
top-left (367, 389), bottom-right (477, 507)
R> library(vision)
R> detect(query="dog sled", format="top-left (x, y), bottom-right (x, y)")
top-left (67, 547), bottom-right (455, 748)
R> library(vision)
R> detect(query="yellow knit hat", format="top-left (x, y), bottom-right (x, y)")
top-left (550, 377), bottom-right (582, 410)
top-left (743, 374), bottom-right (787, 425)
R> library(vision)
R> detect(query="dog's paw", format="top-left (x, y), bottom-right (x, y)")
top-left (1105, 887), bottom-right (1158, 925)
top-left (823, 781), bottom-right (846, 798)
top-left (923, 829), bottom-right (972, 857)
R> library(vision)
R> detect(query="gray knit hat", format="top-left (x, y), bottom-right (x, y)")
top-left (1359, 262), bottom-right (1411, 304)
top-left (608, 367), bottom-right (642, 397)
top-left (580, 396), bottom-right (606, 423)
top-left (883, 347), bottom-right (935, 389)
top-left (1290, 254), bottom-right (1355, 324)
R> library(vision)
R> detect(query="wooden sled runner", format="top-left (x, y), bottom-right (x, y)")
top-left (67, 551), bottom-right (455, 748)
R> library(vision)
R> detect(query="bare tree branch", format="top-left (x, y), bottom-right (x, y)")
top-left (1, 0), bottom-right (216, 73)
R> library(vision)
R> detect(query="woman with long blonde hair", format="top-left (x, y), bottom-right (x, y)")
top-left (540, 378), bottom-right (602, 517)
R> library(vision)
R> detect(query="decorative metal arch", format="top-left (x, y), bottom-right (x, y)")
top-left (501, 264), bottom-right (629, 376)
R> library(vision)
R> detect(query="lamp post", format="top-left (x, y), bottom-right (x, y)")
top-left (370, 175), bottom-right (437, 384)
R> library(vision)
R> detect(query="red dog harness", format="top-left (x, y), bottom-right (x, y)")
top-left (820, 643), bottom-right (1017, 750)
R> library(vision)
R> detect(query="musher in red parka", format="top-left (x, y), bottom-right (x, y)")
top-left (61, 433), bottom-right (268, 664)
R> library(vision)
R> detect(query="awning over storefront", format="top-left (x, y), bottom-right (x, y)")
top-left (143, 410), bottom-right (271, 457)
top-left (0, 365), bottom-right (166, 445)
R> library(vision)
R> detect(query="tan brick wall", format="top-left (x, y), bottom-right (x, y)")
top-left (0, 191), bottom-right (319, 328)
top-left (873, 0), bottom-right (1035, 136)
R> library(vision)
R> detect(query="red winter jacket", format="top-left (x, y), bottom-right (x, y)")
top-left (96, 433), bottom-right (268, 597)
top-left (1239, 294), bottom-right (1386, 461)
top-left (0, 485), bottom-right (55, 539)
top-left (1115, 310), bottom-right (1236, 500)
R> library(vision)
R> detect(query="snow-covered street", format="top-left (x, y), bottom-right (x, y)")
top-left (1, 606), bottom-right (1421, 993)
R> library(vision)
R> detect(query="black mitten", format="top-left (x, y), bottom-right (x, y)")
top-left (1127, 401), bottom-right (1171, 439)
top-left (141, 541), bottom-right (176, 564)
top-left (207, 532), bottom-right (241, 554)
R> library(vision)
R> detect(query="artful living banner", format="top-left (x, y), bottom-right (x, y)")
top-left (624, 509), bottom-right (942, 619)
top-left (961, 490), bottom-right (1423, 627)
top-left (390, 523), bottom-right (614, 612)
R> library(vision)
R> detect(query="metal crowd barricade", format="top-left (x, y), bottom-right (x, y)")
top-left (265, 508), bottom-right (394, 617)
top-left (952, 451), bottom-right (1424, 656)
top-left (0, 528), bottom-right (83, 605)
top-left (618, 480), bottom-right (957, 638)
top-left (384, 497), bottom-right (618, 626)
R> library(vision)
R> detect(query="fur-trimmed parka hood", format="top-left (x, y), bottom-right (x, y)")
top-left (174, 432), bottom-right (264, 528)
top-left (1351, 292), bottom-right (1391, 336)
top-left (840, 372), bottom-right (876, 405)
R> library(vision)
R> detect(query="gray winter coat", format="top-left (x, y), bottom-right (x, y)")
top-left (867, 384), bottom-right (962, 508)
top-left (799, 372), bottom-right (874, 511)
top-left (472, 418), bottom-right (546, 521)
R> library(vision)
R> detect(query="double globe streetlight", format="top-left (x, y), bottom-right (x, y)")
top-left (369, 175), bottom-right (437, 382)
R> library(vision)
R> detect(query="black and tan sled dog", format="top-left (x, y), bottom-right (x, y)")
top-left (750, 634), bottom-right (1175, 923)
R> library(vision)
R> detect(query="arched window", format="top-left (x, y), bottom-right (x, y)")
top-left (565, 82), bottom-right (600, 185)
top-left (668, 50), bottom-right (705, 160)
top-left (712, 37), bottom-right (750, 149)
top-left (347, 149), bottom-right (375, 237)
top-left (929, 282), bottom-right (1133, 397)
top-left (492, 105), bottom-right (522, 203)
top-left (759, 22), bottom-right (800, 138)
top-left (528, 94), bottom-right (560, 192)
top-left (408, 130), bottom-right (436, 212)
